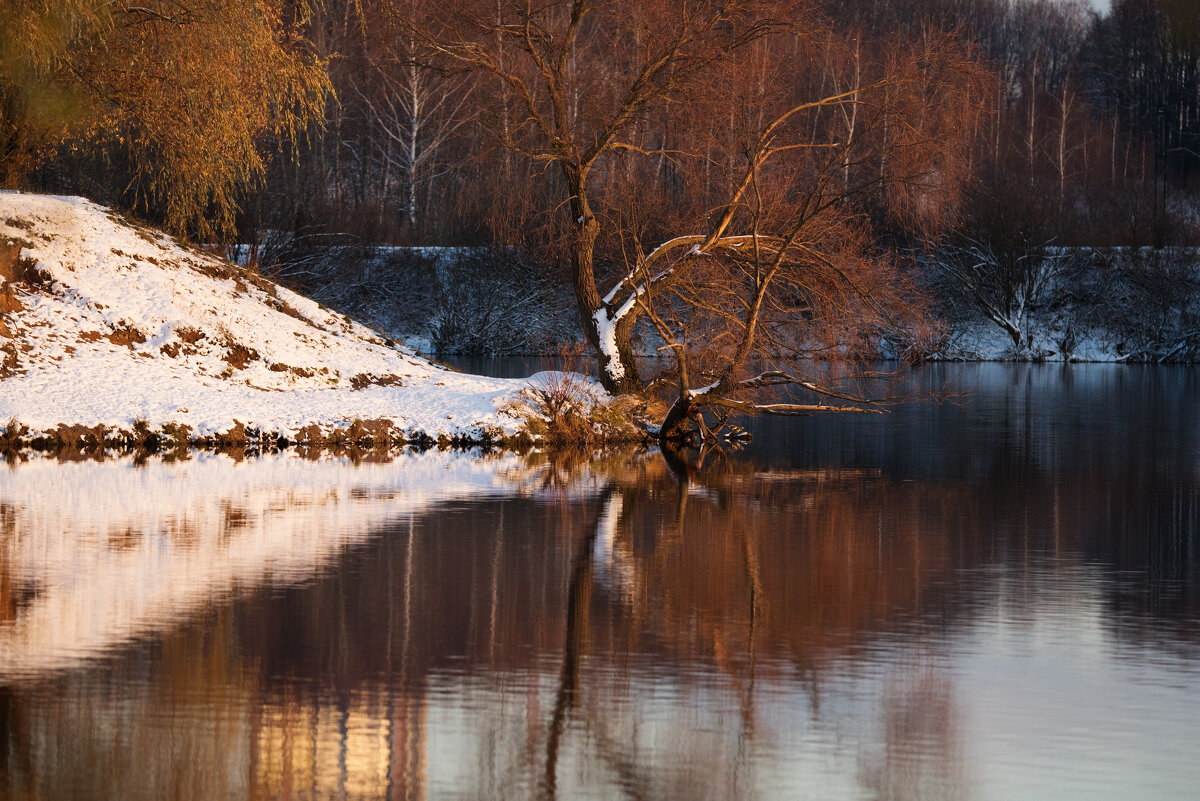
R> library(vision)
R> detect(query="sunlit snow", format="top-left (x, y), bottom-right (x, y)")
top-left (0, 191), bottom-right (531, 439)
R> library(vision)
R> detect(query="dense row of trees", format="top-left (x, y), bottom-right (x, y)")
top-left (9, 1), bottom-right (1195, 249)
top-left (3, 0), bottom-right (1199, 436)
top-left (214, 0), bottom-right (1200, 251)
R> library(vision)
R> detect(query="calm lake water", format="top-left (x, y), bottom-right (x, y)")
top-left (1, 363), bottom-right (1198, 800)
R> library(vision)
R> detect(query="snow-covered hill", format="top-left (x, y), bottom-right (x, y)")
top-left (0, 192), bottom-right (529, 443)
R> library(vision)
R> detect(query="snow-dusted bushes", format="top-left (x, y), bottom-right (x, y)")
top-left (243, 236), bottom-right (575, 355)
top-left (929, 244), bottom-right (1200, 361)
top-left (236, 233), bottom-right (438, 343)
top-left (427, 248), bottom-right (574, 355)
top-left (931, 238), bottom-right (1079, 356)
top-left (1088, 248), bottom-right (1200, 361)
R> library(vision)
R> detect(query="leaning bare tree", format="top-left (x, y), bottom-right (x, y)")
top-left (393, 1), bottom-right (990, 439)
top-left (611, 29), bottom-right (991, 438)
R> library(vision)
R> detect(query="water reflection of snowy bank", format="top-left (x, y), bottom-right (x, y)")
top-left (0, 451), bottom-right (539, 681)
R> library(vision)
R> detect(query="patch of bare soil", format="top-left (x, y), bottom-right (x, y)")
top-left (107, 324), bottom-right (147, 349)
top-left (161, 326), bottom-right (207, 359)
top-left (268, 362), bottom-right (315, 378)
top-left (0, 241), bottom-right (23, 283)
top-left (0, 342), bottom-right (18, 377)
top-left (350, 373), bottom-right (405, 390)
top-left (194, 262), bottom-right (239, 283)
top-left (221, 338), bottom-right (260, 370)
top-left (0, 284), bottom-right (22, 314)
top-left (177, 326), bottom-right (205, 344)
top-left (1, 238), bottom-right (49, 287)
top-left (271, 297), bottom-right (309, 322)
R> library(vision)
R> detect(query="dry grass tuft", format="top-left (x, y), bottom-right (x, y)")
top-left (1, 418), bottom-right (28, 451)
top-left (510, 370), bottom-right (643, 448)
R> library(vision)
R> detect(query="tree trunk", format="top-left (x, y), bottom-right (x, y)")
top-left (562, 163), bottom-right (640, 394)
top-left (658, 396), bottom-right (695, 442)
top-left (407, 59), bottom-right (420, 229)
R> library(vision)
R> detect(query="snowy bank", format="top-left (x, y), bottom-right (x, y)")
top-left (0, 192), bottom-right (535, 443)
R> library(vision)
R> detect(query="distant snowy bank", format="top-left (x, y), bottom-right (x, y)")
top-left (240, 230), bottom-right (1200, 366)
top-left (925, 243), bottom-right (1200, 363)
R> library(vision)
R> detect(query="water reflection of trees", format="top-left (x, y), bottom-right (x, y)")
top-left (0, 451), bottom-right (981, 800)
top-left (0, 438), bottom-right (1198, 799)
top-left (536, 455), bottom-right (976, 801)
top-left (858, 665), bottom-right (967, 801)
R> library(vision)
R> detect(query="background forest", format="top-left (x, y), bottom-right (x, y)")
top-left (4, 0), bottom-right (1199, 362)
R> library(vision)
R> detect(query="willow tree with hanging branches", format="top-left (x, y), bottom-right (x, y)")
top-left (0, 0), bottom-right (329, 240)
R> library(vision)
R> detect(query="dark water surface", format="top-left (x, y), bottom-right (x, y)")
top-left (1, 364), bottom-right (1198, 800)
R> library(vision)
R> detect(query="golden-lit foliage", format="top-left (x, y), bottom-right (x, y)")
top-left (0, 0), bottom-right (328, 239)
